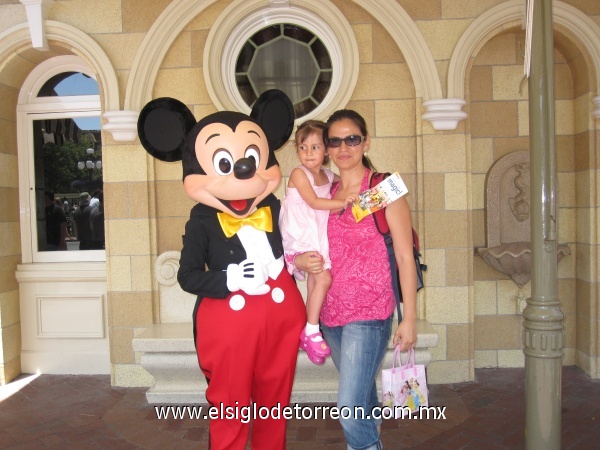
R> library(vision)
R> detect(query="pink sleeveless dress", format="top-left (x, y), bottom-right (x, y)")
top-left (320, 169), bottom-right (395, 327)
top-left (279, 165), bottom-right (334, 279)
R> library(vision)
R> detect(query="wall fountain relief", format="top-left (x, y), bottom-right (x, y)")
top-left (477, 151), bottom-right (570, 312)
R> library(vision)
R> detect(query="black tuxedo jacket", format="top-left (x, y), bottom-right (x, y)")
top-left (177, 194), bottom-right (284, 301)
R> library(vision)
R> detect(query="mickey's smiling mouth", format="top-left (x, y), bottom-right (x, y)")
top-left (218, 198), bottom-right (256, 216)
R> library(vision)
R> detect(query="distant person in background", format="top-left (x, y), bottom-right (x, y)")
top-left (90, 191), bottom-right (105, 250)
top-left (44, 190), bottom-right (69, 251)
top-left (55, 197), bottom-right (73, 241)
top-left (90, 189), bottom-right (101, 208)
top-left (62, 197), bottom-right (73, 236)
top-left (61, 197), bottom-right (70, 214)
top-left (72, 192), bottom-right (94, 250)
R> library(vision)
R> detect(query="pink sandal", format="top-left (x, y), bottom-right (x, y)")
top-left (305, 351), bottom-right (325, 365)
top-left (299, 329), bottom-right (331, 364)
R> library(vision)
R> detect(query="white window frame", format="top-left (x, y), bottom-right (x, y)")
top-left (204, 1), bottom-right (359, 122)
top-left (17, 55), bottom-right (105, 263)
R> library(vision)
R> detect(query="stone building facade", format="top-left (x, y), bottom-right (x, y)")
top-left (0, 0), bottom-right (598, 390)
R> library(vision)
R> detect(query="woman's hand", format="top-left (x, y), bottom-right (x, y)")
top-left (393, 318), bottom-right (416, 351)
top-left (294, 252), bottom-right (324, 274)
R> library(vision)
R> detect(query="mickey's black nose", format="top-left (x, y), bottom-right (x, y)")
top-left (233, 157), bottom-right (256, 180)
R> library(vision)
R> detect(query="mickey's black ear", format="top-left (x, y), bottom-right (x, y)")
top-left (250, 89), bottom-right (295, 151)
top-left (137, 97), bottom-right (196, 162)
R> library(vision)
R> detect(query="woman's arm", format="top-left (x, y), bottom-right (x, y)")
top-left (290, 167), bottom-right (350, 211)
top-left (386, 196), bottom-right (418, 351)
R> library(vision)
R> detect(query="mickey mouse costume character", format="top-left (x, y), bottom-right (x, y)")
top-left (138, 90), bottom-right (306, 449)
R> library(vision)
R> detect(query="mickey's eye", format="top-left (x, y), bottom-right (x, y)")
top-left (245, 146), bottom-right (260, 167)
top-left (213, 150), bottom-right (233, 175)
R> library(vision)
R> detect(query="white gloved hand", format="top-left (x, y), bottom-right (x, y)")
top-left (226, 259), bottom-right (270, 295)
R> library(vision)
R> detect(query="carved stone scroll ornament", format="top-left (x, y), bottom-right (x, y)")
top-left (508, 163), bottom-right (530, 222)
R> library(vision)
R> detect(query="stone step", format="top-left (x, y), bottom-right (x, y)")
top-left (133, 320), bottom-right (438, 404)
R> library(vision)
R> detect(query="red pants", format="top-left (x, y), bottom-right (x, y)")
top-left (196, 271), bottom-right (306, 449)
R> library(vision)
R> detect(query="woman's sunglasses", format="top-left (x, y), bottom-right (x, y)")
top-left (326, 135), bottom-right (365, 148)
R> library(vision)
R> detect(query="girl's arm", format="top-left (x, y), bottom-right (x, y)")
top-left (293, 251), bottom-right (325, 274)
top-left (386, 196), bottom-right (418, 352)
top-left (289, 167), bottom-right (350, 211)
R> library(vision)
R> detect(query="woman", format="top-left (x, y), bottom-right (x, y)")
top-left (294, 109), bottom-right (417, 449)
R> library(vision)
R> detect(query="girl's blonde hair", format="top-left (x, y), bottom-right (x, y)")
top-left (295, 120), bottom-right (329, 165)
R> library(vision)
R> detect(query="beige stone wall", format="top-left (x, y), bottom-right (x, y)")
top-left (0, 49), bottom-right (25, 385)
top-left (0, 40), bottom-right (33, 382)
top-left (471, 30), bottom-right (530, 369)
top-left (407, 0), bottom-right (477, 383)
top-left (0, 0), bottom-right (599, 386)
top-left (469, 27), bottom-right (597, 370)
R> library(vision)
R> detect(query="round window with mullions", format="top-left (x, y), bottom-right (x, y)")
top-left (235, 24), bottom-right (332, 118)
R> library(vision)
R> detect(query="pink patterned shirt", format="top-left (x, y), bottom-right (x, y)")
top-left (320, 170), bottom-right (395, 327)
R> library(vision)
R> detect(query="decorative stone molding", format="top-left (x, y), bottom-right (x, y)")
top-left (204, 0), bottom-right (358, 121)
top-left (18, 55), bottom-right (97, 104)
top-left (354, 0), bottom-right (442, 100)
top-left (154, 251), bottom-right (183, 286)
top-left (421, 98), bottom-right (467, 131)
top-left (103, 110), bottom-right (139, 142)
top-left (552, 2), bottom-right (600, 96)
top-left (125, 0), bottom-right (443, 112)
top-left (0, 21), bottom-right (121, 112)
top-left (593, 96), bottom-right (600, 119)
top-left (15, 262), bottom-right (107, 283)
top-left (448, 0), bottom-right (600, 100)
top-left (19, 0), bottom-right (52, 49)
top-left (154, 251), bottom-right (196, 323)
top-left (125, 0), bottom-right (212, 110)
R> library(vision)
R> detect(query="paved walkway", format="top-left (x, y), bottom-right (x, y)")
top-left (1, 366), bottom-right (599, 449)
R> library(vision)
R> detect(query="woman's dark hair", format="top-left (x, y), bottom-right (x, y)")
top-left (295, 120), bottom-right (329, 165)
top-left (324, 109), bottom-right (375, 170)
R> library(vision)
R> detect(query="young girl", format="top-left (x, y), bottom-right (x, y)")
top-left (280, 120), bottom-right (358, 365)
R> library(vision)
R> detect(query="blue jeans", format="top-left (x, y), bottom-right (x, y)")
top-left (321, 316), bottom-right (393, 450)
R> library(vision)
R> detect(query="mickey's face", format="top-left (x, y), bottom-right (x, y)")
top-left (138, 91), bottom-right (294, 219)
top-left (183, 120), bottom-right (281, 218)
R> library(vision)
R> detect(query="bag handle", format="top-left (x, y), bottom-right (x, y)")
top-left (391, 345), bottom-right (403, 370)
top-left (393, 344), bottom-right (415, 370)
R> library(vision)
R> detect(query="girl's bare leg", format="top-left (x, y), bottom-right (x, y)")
top-left (306, 269), bottom-right (331, 326)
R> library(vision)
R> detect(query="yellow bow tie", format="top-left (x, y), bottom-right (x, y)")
top-left (217, 206), bottom-right (273, 238)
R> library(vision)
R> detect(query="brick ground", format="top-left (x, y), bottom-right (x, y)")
top-left (1, 367), bottom-right (599, 449)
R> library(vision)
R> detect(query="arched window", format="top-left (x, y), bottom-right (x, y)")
top-left (17, 56), bottom-right (104, 263)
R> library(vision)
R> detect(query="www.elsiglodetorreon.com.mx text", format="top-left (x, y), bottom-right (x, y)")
top-left (154, 403), bottom-right (447, 423)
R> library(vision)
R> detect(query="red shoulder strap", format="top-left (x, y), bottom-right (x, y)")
top-left (370, 172), bottom-right (391, 235)
top-left (412, 228), bottom-right (420, 252)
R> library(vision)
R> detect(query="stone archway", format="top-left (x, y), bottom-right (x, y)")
top-left (465, 17), bottom-right (599, 378)
top-left (0, 21), bottom-right (120, 112)
top-left (125, 0), bottom-right (441, 112)
top-left (0, 21), bottom-right (121, 383)
top-left (448, 0), bottom-right (600, 100)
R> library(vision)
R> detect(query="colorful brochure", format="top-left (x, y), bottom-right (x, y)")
top-left (351, 171), bottom-right (408, 222)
